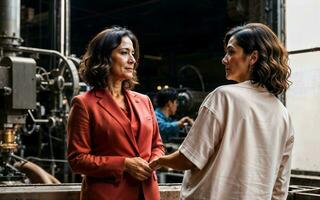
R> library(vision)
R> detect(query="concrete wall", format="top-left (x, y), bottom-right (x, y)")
top-left (286, 0), bottom-right (320, 171)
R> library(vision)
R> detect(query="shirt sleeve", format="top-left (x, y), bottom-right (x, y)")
top-left (179, 106), bottom-right (222, 170)
top-left (272, 134), bottom-right (294, 200)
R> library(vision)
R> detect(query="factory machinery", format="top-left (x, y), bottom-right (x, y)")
top-left (0, 0), bottom-right (320, 199)
top-left (0, 0), bottom-right (205, 187)
top-left (0, 0), bottom-right (81, 184)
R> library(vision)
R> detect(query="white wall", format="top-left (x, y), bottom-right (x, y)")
top-left (286, 0), bottom-right (320, 171)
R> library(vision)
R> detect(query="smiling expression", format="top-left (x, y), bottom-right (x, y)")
top-left (221, 36), bottom-right (251, 82)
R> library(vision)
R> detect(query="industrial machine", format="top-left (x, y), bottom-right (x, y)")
top-left (0, 0), bottom-right (81, 183)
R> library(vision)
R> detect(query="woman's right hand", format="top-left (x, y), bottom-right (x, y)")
top-left (124, 157), bottom-right (153, 181)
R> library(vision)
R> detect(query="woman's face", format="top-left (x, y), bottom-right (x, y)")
top-left (221, 36), bottom-right (251, 82)
top-left (109, 36), bottom-right (136, 81)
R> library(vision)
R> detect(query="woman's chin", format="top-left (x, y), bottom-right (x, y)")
top-left (225, 74), bottom-right (232, 80)
top-left (125, 75), bottom-right (133, 80)
top-left (226, 76), bottom-right (238, 82)
top-left (120, 73), bottom-right (133, 80)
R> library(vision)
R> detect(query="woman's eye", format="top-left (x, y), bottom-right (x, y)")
top-left (121, 51), bottom-right (128, 55)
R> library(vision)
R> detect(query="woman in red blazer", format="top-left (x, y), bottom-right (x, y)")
top-left (67, 27), bottom-right (165, 200)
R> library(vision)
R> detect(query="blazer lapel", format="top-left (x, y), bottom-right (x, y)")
top-left (94, 89), bottom-right (139, 154)
top-left (125, 90), bottom-right (143, 138)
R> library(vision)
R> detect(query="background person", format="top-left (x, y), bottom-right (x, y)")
top-left (155, 87), bottom-right (194, 143)
top-left (150, 23), bottom-right (294, 200)
top-left (67, 26), bottom-right (164, 200)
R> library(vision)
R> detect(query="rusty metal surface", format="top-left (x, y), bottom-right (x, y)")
top-left (0, 183), bottom-right (80, 200)
top-left (1, 179), bottom-right (320, 200)
top-left (0, 183), bottom-right (181, 200)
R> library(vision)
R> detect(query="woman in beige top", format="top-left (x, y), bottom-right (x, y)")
top-left (150, 23), bottom-right (294, 200)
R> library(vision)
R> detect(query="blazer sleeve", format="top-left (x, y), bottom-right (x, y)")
top-left (147, 97), bottom-right (165, 162)
top-left (67, 96), bottom-right (125, 179)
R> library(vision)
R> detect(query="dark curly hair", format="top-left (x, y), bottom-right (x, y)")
top-left (224, 23), bottom-right (291, 95)
top-left (79, 26), bottom-right (139, 89)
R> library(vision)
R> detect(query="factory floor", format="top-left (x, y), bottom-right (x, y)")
top-left (1, 174), bottom-right (320, 200)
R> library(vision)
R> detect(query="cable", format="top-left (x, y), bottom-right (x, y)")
top-left (178, 65), bottom-right (205, 92)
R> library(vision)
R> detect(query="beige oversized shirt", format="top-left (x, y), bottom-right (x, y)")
top-left (179, 81), bottom-right (294, 200)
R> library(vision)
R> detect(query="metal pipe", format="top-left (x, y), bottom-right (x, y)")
top-left (288, 47), bottom-right (320, 55)
top-left (60, 0), bottom-right (65, 55)
top-left (27, 110), bottom-right (49, 124)
top-left (0, 0), bottom-right (22, 47)
top-left (65, 0), bottom-right (70, 56)
top-left (25, 156), bottom-right (68, 163)
top-left (14, 160), bottom-right (61, 184)
top-left (6, 46), bottom-right (70, 74)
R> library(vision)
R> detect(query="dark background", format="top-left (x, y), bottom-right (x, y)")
top-left (20, 0), bottom-right (261, 94)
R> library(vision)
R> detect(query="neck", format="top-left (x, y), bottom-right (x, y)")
top-left (106, 78), bottom-right (123, 98)
top-left (160, 107), bottom-right (170, 117)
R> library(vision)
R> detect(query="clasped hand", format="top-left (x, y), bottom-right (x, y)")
top-left (124, 157), bottom-right (153, 181)
top-left (124, 157), bottom-right (161, 181)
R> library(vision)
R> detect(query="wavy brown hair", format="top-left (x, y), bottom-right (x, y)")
top-left (224, 23), bottom-right (291, 95)
top-left (79, 26), bottom-right (139, 89)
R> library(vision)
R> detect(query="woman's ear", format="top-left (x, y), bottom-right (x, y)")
top-left (250, 50), bottom-right (259, 66)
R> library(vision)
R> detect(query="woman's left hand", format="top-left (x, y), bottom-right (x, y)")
top-left (124, 157), bottom-right (153, 181)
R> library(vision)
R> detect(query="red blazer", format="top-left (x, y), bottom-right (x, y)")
top-left (67, 88), bottom-right (165, 200)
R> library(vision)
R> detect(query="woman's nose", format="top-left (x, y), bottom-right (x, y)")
top-left (129, 54), bottom-right (136, 64)
top-left (221, 54), bottom-right (227, 65)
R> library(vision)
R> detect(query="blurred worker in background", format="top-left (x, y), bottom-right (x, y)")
top-left (67, 26), bottom-right (164, 200)
top-left (155, 87), bottom-right (194, 143)
top-left (150, 23), bottom-right (294, 200)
